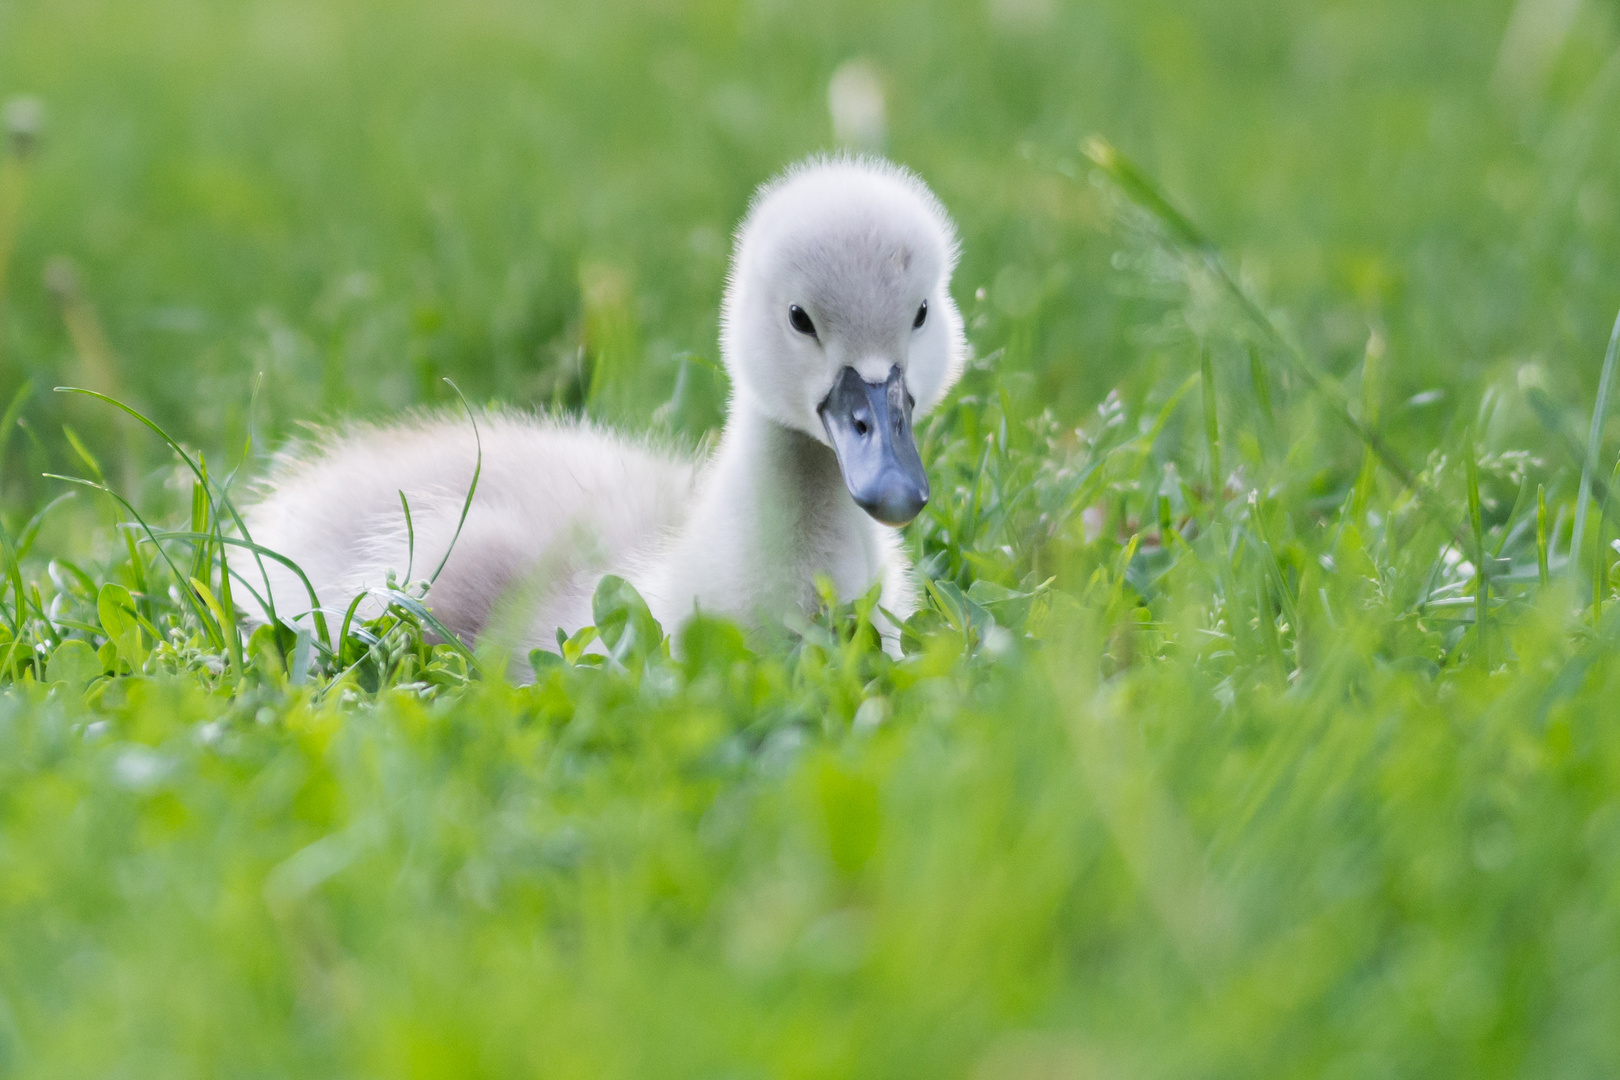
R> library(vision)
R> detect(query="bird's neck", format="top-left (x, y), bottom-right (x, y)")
top-left (651, 400), bottom-right (887, 628)
top-left (719, 405), bottom-right (854, 539)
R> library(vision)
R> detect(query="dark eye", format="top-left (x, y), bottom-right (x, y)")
top-left (789, 304), bottom-right (817, 337)
top-left (913, 299), bottom-right (928, 329)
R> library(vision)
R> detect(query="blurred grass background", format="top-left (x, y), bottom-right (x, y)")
top-left (3, 0), bottom-right (1617, 501)
top-left (5, 0), bottom-right (1620, 1077)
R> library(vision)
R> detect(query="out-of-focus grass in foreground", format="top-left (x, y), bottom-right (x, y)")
top-left (3, 0), bottom-right (1620, 1076)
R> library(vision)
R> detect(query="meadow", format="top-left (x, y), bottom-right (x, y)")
top-left (3, 0), bottom-right (1620, 1075)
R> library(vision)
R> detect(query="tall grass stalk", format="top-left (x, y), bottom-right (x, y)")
top-left (1465, 427), bottom-right (1487, 666)
top-left (1538, 483), bottom-right (1550, 589)
top-left (1200, 345), bottom-right (1221, 503)
top-left (1248, 345), bottom-right (1275, 451)
top-left (1350, 331), bottom-right (1384, 522)
top-left (427, 380), bottom-right (482, 587)
top-left (1596, 461), bottom-right (1620, 628)
top-left (1570, 306), bottom-right (1620, 576)
top-left (55, 386), bottom-right (277, 619)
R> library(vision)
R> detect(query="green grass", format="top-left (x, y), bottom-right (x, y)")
top-left (4, 0), bottom-right (1620, 1075)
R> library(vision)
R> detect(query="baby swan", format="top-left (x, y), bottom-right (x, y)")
top-left (245, 156), bottom-right (967, 656)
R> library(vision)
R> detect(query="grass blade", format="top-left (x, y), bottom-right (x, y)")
top-left (149, 530), bottom-right (332, 647)
top-left (428, 379), bottom-right (482, 587)
top-left (0, 378), bottom-right (32, 482)
top-left (1200, 345), bottom-right (1220, 503)
top-left (14, 492), bottom-right (73, 561)
top-left (55, 384), bottom-right (278, 628)
top-left (1350, 332), bottom-right (1384, 522)
top-left (1597, 461), bottom-right (1620, 628)
top-left (1537, 484), bottom-right (1550, 589)
top-left (337, 591), bottom-right (369, 656)
top-left (1570, 305), bottom-right (1620, 578)
top-left (1465, 427), bottom-right (1487, 667)
top-left (378, 588), bottom-right (479, 671)
top-left (1248, 346), bottom-right (1275, 452)
top-left (400, 490), bottom-right (416, 583)
top-left (45, 473), bottom-right (224, 647)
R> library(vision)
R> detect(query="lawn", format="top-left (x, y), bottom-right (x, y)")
top-left (3, 0), bottom-right (1620, 1075)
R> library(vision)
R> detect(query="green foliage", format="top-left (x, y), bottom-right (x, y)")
top-left (3, 0), bottom-right (1620, 1075)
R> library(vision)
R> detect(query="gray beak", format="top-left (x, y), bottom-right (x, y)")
top-left (817, 365), bottom-right (930, 526)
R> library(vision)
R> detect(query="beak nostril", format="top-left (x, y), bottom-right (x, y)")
top-left (818, 365), bottom-right (930, 527)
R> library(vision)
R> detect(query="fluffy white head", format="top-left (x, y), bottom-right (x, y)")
top-left (719, 157), bottom-right (966, 439)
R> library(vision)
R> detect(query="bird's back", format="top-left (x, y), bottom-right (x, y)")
top-left (244, 411), bottom-right (703, 644)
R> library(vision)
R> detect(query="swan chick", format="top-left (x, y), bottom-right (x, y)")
top-left (244, 156), bottom-right (967, 656)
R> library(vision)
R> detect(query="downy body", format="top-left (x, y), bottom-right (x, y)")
top-left (245, 157), bottom-right (967, 655)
